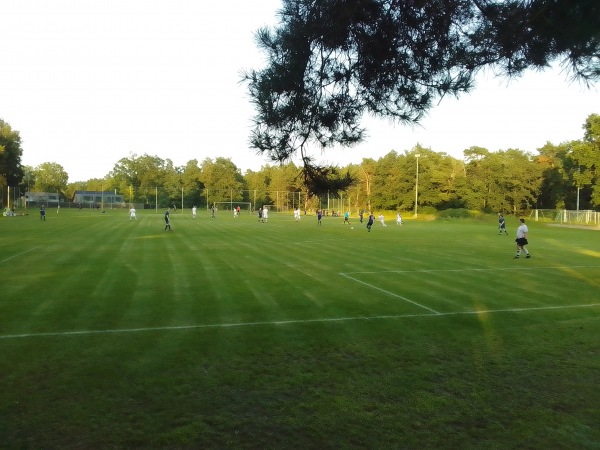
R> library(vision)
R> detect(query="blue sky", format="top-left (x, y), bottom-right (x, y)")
top-left (3, 0), bottom-right (599, 182)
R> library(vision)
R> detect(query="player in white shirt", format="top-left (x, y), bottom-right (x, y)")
top-left (514, 218), bottom-right (531, 259)
top-left (129, 207), bottom-right (136, 220)
top-left (396, 213), bottom-right (403, 225)
top-left (378, 214), bottom-right (387, 227)
top-left (192, 205), bottom-right (197, 219)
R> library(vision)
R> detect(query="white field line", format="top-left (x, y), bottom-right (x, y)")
top-left (1, 303), bottom-right (599, 341)
top-left (0, 247), bottom-right (41, 265)
top-left (339, 265), bottom-right (600, 317)
top-left (342, 265), bottom-right (600, 275)
top-left (339, 273), bottom-right (440, 314)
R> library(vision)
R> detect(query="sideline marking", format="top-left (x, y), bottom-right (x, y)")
top-left (0, 246), bottom-right (41, 265)
top-left (340, 273), bottom-right (440, 314)
top-left (1, 303), bottom-right (598, 340)
top-left (342, 265), bottom-right (600, 275)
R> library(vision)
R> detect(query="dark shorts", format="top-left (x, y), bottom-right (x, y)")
top-left (516, 237), bottom-right (528, 246)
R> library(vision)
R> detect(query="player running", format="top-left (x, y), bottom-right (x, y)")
top-left (366, 212), bottom-right (374, 232)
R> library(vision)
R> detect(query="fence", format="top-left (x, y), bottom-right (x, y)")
top-left (531, 209), bottom-right (600, 226)
top-left (2, 186), bottom-right (361, 214)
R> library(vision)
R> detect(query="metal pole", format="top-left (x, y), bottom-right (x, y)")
top-left (576, 166), bottom-right (580, 211)
top-left (414, 154), bottom-right (420, 217)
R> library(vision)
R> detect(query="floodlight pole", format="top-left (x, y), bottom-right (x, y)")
top-left (414, 153), bottom-right (421, 217)
top-left (576, 166), bottom-right (580, 211)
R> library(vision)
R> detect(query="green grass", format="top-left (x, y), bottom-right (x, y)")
top-left (1, 209), bottom-right (599, 449)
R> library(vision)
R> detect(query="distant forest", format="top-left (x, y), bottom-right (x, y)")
top-left (3, 114), bottom-right (599, 214)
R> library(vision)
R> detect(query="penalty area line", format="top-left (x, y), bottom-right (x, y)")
top-left (1, 303), bottom-right (598, 341)
top-left (339, 272), bottom-right (440, 314)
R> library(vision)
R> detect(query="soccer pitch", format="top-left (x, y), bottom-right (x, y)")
top-left (1, 209), bottom-right (599, 449)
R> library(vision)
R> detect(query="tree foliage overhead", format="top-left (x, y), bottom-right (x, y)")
top-left (244, 0), bottom-right (600, 193)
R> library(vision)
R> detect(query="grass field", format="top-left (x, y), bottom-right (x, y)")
top-left (1, 208), bottom-right (599, 449)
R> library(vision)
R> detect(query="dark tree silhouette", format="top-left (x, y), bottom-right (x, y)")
top-left (0, 119), bottom-right (25, 187)
top-left (244, 0), bottom-right (599, 194)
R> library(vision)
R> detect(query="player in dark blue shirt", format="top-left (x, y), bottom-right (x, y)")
top-left (498, 213), bottom-right (508, 235)
top-left (164, 209), bottom-right (171, 231)
top-left (366, 213), bottom-right (374, 232)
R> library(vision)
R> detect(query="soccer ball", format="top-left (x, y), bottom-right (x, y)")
top-left (350, 227), bottom-right (354, 229)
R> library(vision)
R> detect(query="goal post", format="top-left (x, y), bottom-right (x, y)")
top-left (212, 202), bottom-right (253, 213)
top-left (531, 209), bottom-right (599, 226)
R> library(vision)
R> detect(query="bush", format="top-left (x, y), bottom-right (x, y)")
top-left (436, 208), bottom-right (478, 219)
top-left (417, 205), bottom-right (438, 215)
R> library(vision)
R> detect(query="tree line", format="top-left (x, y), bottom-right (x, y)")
top-left (2, 114), bottom-right (598, 214)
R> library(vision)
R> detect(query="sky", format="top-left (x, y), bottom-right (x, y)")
top-left (3, 0), bottom-right (599, 182)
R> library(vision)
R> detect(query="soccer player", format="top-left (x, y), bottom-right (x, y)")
top-left (366, 212), bottom-right (374, 231)
top-left (211, 205), bottom-right (216, 219)
top-left (317, 209), bottom-right (322, 225)
top-left (192, 205), bottom-right (197, 219)
top-left (359, 210), bottom-right (364, 223)
top-left (514, 218), bottom-right (530, 259)
top-left (40, 206), bottom-right (46, 221)
top-left (378, 214), bottom-right (387, 227)
top-left (164, 209), bottom-right (171, 231)
top-left (343, 211), bottom-right (350, 224)
top-left (396, 212), bottom-right (403, 225)
top-left (263, 206), bottom-right (268, 223)
top-left (498, 213), bottom-right (508, 235)
top-left (129, 206), bottom-right (137, 220)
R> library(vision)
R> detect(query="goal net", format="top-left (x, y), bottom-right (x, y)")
top-left (531, 209), bottom-right (600, 226)
top-left (212, 202), bottom-right (252, 214)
